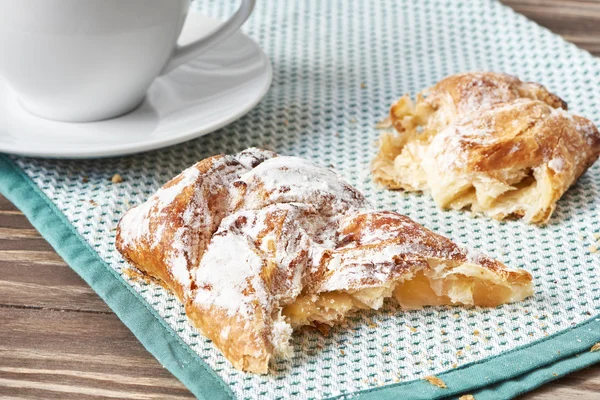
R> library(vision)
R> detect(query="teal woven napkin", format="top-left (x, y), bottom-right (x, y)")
top-left (1, 1), bottom-right (599, 399)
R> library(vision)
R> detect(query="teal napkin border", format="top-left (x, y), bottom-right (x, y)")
top-left (1, 153), bottom-right (598, 400)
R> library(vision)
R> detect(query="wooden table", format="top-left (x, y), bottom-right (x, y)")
top-left (1, 1), bottom-right (599, 398)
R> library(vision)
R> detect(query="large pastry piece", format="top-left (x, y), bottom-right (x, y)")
top-left (372, 72), bottom-right (600, 224)
top-left (117, 148), bottom-right (533, 374)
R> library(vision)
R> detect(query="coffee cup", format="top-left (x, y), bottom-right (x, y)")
top-left (0, 0), bottom-right (255, 122)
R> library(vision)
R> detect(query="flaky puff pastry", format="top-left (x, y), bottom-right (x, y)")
top-left (117, 148), bottom-right (533, 374)
top-left (116, 148), bottom-right (277, 302)
top-left (372, 72), bottom-right (600, 223)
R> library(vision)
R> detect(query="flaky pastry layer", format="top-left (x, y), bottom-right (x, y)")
top-left (117, 148), bottom-right (533, 374)
top-left (372, 72), bottom-right (600, 224)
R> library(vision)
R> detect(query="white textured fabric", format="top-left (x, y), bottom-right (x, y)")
top-left (10, 1), bottom-right (600, 398)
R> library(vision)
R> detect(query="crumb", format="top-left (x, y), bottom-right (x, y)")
top-left (340, 349), bottom-right (345, 355)
top-left (441, 330), bottom-right (446, 335)
top-left (368, 322), bottom-right (377, 328)
top-left (578, 234), bottom-right (585, 241)
top-left (283, 119), bottom-right (289, 127)
top-left (594, 233), bottom-right (600, 240)
top-left (457, 350), bottom-right (463, 357)
top-left (123, 268), bottom-right (168, 289)
top-left (589, 245), bottom-right (597, 253)
top-left (393, 377), bottom-right (400, 383)
top-left (82, 176), bottom-right (89, 183)
top-left (453, 313), bottom-right (460, 318)
top-left (111, 173), bottom-right (123, 183)
top-left (466, 345), bottom-right (471, 350)
top-left (452, 363), bottom-right (458, 368)
top-left (473, 330), bottom-right (480, 336)
top-left (409, 326), bottom-right (417, 333)
top-left (552, 373), bottom-right (558, 377)
top-left (360, 82), bottom-right (367, 89)
top-left (423, 375), bottom-right (447, 389)
top-left (459, 395), bottom-right (475, 400)
top-left (591, 343), bottom-right (600, 352)
top-left (315, 323), bottom-right (331, 336)
top-left (89, 200), bottom-right (97, 206)
top-left (375, 117), bottom-right (392, 129)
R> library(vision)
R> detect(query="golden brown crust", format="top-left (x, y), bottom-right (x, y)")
top-left (318, 210), bottom-right (531, 292)
top-left (116, 155), bottom-right (230, 301)
top-left (373, 72), bottom-right (600, 223)
top-left (117, 148), bottom-right (534, 374)
top-left (423, 72), bottom-right (567, 117)
top-left (423, 100), bottom-right (600, 223)
top-left (186, 304), bottom-right (272, 374)
top-left (116, 149), bottom-right (277, 301)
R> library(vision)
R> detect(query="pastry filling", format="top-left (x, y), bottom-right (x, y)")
top-left (379, 135), bottom-right (549, 222)
top-left (282, 262), bottom-right (532, 329)
top-left (441, 170), bottom-right (543, 219)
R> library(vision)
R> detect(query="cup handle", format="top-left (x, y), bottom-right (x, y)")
top-left (160, 0), bottom-right (256, 75)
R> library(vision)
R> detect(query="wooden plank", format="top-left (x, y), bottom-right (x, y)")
top-left (0, 307), bottom-right (194, 399)
top-left (0, 236), bottom-right (56, 252)
top-left (0, 250), bottom-right (66, 266)
top-left (1, 1), bottom-right (600, 398)
top-left (0, 194), bottom-right (20, 211)
top-left (0, 255), bottom-right (112, 312)
top-left (501, 0), bottom-right (600, 56)
top-left (0, 212), bottom-right (39, 230)
top-left (0, 227), bottom-right (41, 239)
top-left (0, 198), bottom-right (112, 312)
top-left (523, 363), bottom-right (600, 399)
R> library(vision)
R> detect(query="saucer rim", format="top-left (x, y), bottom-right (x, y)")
top-left (0, 16), bottom-right (273, 159)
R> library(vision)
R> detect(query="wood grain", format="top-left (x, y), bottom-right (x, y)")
top-left (502, 0), bottom-right (600, 56)
top-left (2, 1), bottom-right (600, 398)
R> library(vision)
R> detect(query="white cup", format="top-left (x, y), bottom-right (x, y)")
top-left (0, 0), bottom-right (255, 122)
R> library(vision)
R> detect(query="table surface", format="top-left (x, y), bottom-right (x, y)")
top-left (2, 1), bottom-right (600, 399)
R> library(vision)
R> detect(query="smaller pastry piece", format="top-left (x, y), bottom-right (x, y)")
top-left (372, 72), bottom-right (600, 224)
top-left (422, 99), bottom-right (600, 222)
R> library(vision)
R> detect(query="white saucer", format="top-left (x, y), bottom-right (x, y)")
top-left (0, 13), bottom-right (272, 158)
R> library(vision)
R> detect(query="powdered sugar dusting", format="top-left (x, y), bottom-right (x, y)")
top-left (232, 156), bottom-right (369, 215)
top-left (192, 203), bottom-right (323, 318)
top-left (119, 147), bottom-right (521, 372)
top-left (455, 73), bottom-right (517, 115)
top-left (194, 233), bottom-right (267, 316)
top-left (118, 165), bottom-right (200, 249)
top-left (117, 148), bottom-right (278, 298)
top-left (167, 227), bottom-right (192, 289)
top-left (548, 157), bottom-right (565, 172)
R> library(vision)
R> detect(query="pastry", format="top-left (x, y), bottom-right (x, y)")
top-left (117, 148), bottom-right (533, 374)
top-left (117, 148), bottom-right (277, 302)
top-left (372, 72), bottom-right (600, 223)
